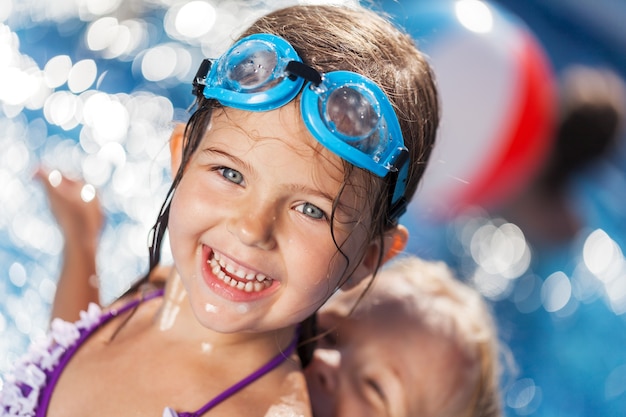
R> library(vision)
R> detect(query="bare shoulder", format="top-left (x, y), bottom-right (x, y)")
top-left (264, 367), bottom-right (312, 417)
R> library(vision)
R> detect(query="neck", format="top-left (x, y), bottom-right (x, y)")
top-left (154, 270), bottom-right (299, 360)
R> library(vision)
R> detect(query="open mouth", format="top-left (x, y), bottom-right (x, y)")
top-left (208, 250), bottom-right (273, 293)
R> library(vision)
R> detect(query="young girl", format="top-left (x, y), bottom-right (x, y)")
top-left (34, 177), bottom-right (505, 417)
top-left (28, 171), bottom-right (506, 417)
top-left (306, 256), bottom-right (503, 417)
top-left (1, 4), bottom-right (438, 417)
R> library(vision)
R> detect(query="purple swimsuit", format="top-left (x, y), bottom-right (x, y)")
top-left (0, 289), bottom-right (298, 417)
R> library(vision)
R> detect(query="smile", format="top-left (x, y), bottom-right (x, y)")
top-left (208, 251), bottom-right (273, 293)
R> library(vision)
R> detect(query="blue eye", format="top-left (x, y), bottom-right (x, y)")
top-left (220, 167), bottom-right (244, 184)
top-left (296, 202), bottom-right (326, 220)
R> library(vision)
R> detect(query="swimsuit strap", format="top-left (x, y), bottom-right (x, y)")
top-left (36, 288), bottom-right (165, 417)
top-left (36, 287), bottom-right (298, 417)
top-left (171, 326), bottom-right (300, 417)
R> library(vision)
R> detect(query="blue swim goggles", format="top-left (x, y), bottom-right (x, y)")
top-left (192, 33), bottom-right (409, 221)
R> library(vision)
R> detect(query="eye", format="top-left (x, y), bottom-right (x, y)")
top-left (218, 167), bottom-right (244, 185)
top-left (363, 378), bottom-right (388, 409)
top-left (294, 202), bottom-right (326, 220)
top-left (366, 379), bottom-right (385, 398)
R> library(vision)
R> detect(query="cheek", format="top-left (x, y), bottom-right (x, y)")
top-left (334, 382), bottom-right (370, 417)
top-left (288, 263), bottom-right (335, 311)
top-left (168, 175), bottom-right (206, 232)
top-left (166, 195), bottom-right (188, 265)
top-left (322, 227), bottom-right (371, 280)
top-left (168, 190), bottom-right (188, 240)
top-left (167, 181), bottom-right (204, 254)
top-left (301, 244), bottom-right (346, 293)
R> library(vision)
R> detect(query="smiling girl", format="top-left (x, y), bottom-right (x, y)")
top-left (1, 4), bottom-right (439, 417)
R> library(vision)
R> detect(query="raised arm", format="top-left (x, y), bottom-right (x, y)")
top-left (35, 168), bottom-right (104, 322)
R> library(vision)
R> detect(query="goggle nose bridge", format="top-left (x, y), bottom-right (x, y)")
top-left (284, 61), bottom-right (323, 87)
top-left (193, 58), bottom-right (324, 99)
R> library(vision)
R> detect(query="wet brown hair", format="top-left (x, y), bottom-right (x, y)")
top-left (138, 4), bottom-right (439, 366)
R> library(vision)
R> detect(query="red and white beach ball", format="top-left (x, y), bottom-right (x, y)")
top-left (396, 0), bottom-right (556, 220)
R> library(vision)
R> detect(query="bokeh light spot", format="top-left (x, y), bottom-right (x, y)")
top-left (470, 221), bottom-right (530, 278)
top-left (82, 92), bottom-right (129, 143)
top-left (175, 1), bottom-right (216, 39)
top-left (68, 59), bottom-right (97, 93)
top-left (0, 1), bottom-right (13, 23)
top-left (141, 45), bottom-right (177, 81)
top-left (84, 0), bottom-right (123, 17)
top-left (583, 229), bottom-right (623, 278)
top-left (506, 378), bottom-right (542, 415)
top-left (8, 262), bottom-right (27, 287)
top-left (541, 271), bottom-right (572, 313)
top-left (86, 17), bottom-right (119, 52)
top-left (3, 140), bottom-right (30, 173)
top-left (43, 91), bottom-right (81, 130)
top-left (43, 55), bottom-right (72, 88)
top-left (455, 0), bottom-right (493, 33)
top-left (605, 364), bottom-right (626, 400)
top-left (0, 67), bottom-right (39, 106)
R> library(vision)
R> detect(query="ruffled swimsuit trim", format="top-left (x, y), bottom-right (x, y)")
top-left (0, 288), bottom-right (299, 417)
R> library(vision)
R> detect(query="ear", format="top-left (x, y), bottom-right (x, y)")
top-left (341, 224), bottom-right (409, 290)
top-left (170, 123), bottom-right (186, 174)
top-left (384, 223), bottom-right (409, 263)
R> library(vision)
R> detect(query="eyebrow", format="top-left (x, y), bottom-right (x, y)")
top-left (286, 183), bottom-right (336, 205)
top-left (202, 147), bottom-right (254, 174)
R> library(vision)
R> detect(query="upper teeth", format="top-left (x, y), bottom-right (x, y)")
top-left (209, 251), bottom-right (271, 292)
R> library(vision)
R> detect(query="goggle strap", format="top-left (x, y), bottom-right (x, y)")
top-left (387, 149), bottom-right (410, 223)
top-left (192, 59), bottom-right (213, 98)
top-left (286, 61), bottom-right (322, 86)
top-left (388, 197), bottom-right (408, 223)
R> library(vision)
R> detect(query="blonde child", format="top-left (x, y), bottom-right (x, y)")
top-left (306, 256), bottom-right (502, 417)
top-left (0, 4), bottom-right (439, 417)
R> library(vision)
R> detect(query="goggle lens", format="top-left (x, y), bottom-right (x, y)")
top-left (325, 86), bottom-right (379, 139)
top-left (223, 42), bottom-right (279, 92)
top-left (302, 71), bottom-right (401, 178)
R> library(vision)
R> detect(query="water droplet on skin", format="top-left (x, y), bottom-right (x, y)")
top-left (80, 183), bottom-right (96, 202)
top-left (163, 406), bottom-right (179, 417)
top-left (205, 303), bottom-right (218, 313)
top-left (48, 170), bottom-right (62, 187)
top-left (236, 304), bottom-right (249, 314)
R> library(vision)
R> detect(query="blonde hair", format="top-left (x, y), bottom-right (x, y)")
top-left (378, 256), bottom-right (502, 417)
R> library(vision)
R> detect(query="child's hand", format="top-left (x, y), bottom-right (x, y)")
top-left (34, 168), bottom-right (104, 249)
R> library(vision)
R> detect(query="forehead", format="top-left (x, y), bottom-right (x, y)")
top-left (203, 105), bottom-right (372, 212)
top-left (211, 104), bottom-right (325, 154)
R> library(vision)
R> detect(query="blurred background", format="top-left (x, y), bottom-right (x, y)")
top-left (0, 0), bottom-right (625, 415)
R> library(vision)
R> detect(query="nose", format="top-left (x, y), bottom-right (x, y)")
top-left (306, 348), bottom-right (341, 393)
top-left (226, 197), bottom-right (278, 250)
